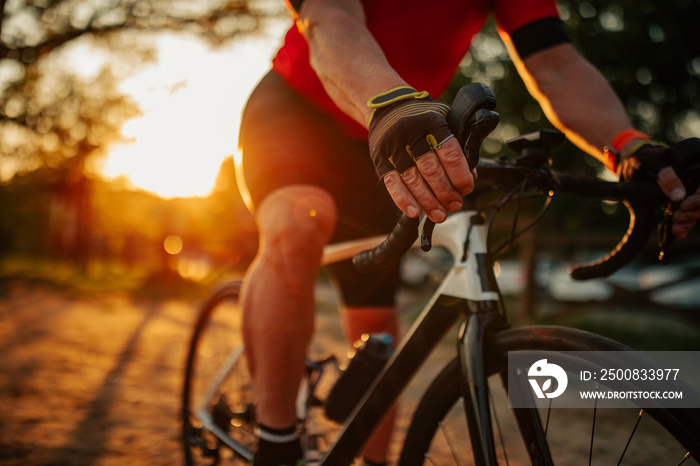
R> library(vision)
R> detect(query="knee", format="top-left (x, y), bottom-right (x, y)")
top-left (256, 185), bottom-right (337, 261)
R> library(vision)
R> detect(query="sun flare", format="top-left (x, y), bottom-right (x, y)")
top-left (100, 29), bottom-right (286, 198)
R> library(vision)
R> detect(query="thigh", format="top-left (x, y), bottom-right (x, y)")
top-left (239, 72), bottom-right (401, 306)
top-left (239, 71), bottom-right (399, 243)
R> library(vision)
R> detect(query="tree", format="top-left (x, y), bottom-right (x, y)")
top-left (0, 0), bottom-right (278, 264)
top-left (0, 0), bottom-right (272, 177)
top-left (451, 0), bottom-right (700, 160)
top-left (444, 1), bottom-right (700, 317)
top-left (448, 1), bottom-right (700, 235)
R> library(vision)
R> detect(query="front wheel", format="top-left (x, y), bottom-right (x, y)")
top-left (182, 281), bottom-right (257, 466)
top-left (399, 326), bottom-right (700, 465)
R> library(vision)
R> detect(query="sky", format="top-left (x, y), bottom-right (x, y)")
top-left (95, 22), bottom-right (288, 199)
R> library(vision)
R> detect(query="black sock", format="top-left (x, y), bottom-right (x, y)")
top-left (254, 424), bottom-right (303, 466)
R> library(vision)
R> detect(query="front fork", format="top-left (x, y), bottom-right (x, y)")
top-left (458, 312), bottom-right (553, 465)
top-left (454, 213), bottom-right (552, 465)
top-left (458, 309), bottom-right (503, 465)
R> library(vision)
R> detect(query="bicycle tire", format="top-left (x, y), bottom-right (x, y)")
top-left (182, 280), bottom-right (257, 466)
top-left (399, 326), bottom-right (700, 465)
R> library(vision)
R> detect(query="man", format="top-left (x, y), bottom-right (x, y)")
top-left (237, 1), bottom-right (700, 464)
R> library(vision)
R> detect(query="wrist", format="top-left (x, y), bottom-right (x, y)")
top-left (619, 138), bottom-right (651, 160)
top-left (603, 129), bottom-right (650, 172)
top-left (354, 78), bottom-right (411, 124)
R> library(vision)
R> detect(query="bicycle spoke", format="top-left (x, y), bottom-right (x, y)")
top-left (677, 451), bottom-right (691, 465)
top-left (488, 385), bottom-right (509, 466)
top-left (589, 385), bottom-right (599, 466)
top-left (544, 398), bottom-right (552, 437)
top-left (400, 329), bottom-right (700, 466)
top-left (437, 421), bottom-right (462, 465)
top-left (616, 409), bottom-right (643, 466)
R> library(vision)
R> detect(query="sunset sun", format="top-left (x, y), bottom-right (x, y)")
top-left (100, 28), bottom-right (286, 199)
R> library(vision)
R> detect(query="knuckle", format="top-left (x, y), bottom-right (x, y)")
top-left (675, 209), bottom-right (700, 223)
top-left (439, 146), bottom-right (466, 167)
top-left (383, 171), bottom-right (402, 190)
top-left (391, 193), bottom-right (412, 211)
top-left (412, 187), bottom-right (439, 209)
top-left (401, 166), bottom-right (422, 186)
top-left (383, 171), bottom-right (413, 203)
top-left (416, 154), bottom-right (442, 176)
top-left (454, 173), bottom-right (475, 194)
top-left (438, 150), bottom-right (473, 193)
top-left (673, 212), bottom-right (689, 223)
top-left (432, 183), bottom-right (460, 203)
top-left (679, 197), bottom-right (700, 211)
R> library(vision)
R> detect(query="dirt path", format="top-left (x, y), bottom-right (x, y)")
top-left (0, 280), bottom-right (455, 466)
top-left (0, 280), bottom-right (204, 465)
top-left (4, 279), bottom-right (689, 466)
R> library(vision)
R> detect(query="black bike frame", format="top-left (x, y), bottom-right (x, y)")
top-left (319, 210), bottom-right (549, 465)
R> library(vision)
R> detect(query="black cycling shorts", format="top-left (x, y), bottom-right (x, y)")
top-left (238, 71), bottom-right (401, 308)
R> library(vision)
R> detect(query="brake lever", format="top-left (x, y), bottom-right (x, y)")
top-left (658, 137), bottom-right (700, 264)
top-left (465, 108), bottom-right (500, 169)
top-left (420, 89), bottom-right (499, 252)
top-left (419, 214), bottom-right (436, 252)
top-left (658, 201), bottom-right (677, 264)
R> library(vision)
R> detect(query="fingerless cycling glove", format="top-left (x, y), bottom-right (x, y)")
top-left (618, 142), bottom-right (672, 182)
top-left (367, 87), bottom-right (453, 180)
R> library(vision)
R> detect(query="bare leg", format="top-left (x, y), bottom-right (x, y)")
top-left (241, 185), bottom-right (337, 428)
top-left (343, 306), bottom-right (399, 464)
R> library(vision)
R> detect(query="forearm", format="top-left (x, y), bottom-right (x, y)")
top-left (297, 0), bottom-right (407, 127)
top-left (507, 41), bottom-right (635, 164)
top-left (502, 35), bottom-right (700, 239)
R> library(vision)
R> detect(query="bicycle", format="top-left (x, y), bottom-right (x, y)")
top-left (181, 83), bottom-right (700, 465)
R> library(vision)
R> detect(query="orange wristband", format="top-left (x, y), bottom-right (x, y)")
top-left (603, 129), bottom-right (650, 172)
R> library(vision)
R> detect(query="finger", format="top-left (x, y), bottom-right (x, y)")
top-left (401, 165), bottom-right (447, 222)
top-left (673, 191), bottom-right (700, 238)
top-left (435, 137), bottom-right (475, 195)
top-left (383, 171), bottom-right (420, 218)
top-left (677, 189), bottom-right (700, 212)
top-left (672, 221), bottom-right (692, 240)
top-left (657, 166), bottom-right (687, 202)
top-left (415, 152), bottom-right (463, 212)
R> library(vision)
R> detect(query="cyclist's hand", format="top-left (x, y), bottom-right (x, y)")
top-left (367, 87), bottom-right (475, 223)
top-left (660, 168), bottom-right (700, 239)
top-left (619, 143), bottom-right (700, 239)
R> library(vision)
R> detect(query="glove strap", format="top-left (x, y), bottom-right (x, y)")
top-left (367, 87), bottom-right (429, 125)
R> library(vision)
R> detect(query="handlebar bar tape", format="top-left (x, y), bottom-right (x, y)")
top-left (569, 198), bottom-right (655, 280)
top-left (555, 174), bottom-right (659, 280)
top-left (352, 214), bottom-right (419, 273)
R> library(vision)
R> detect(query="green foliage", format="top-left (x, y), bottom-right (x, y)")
top-left (0, 0), bottom-right (269, 179)
top-left (558, 0), bottom-right (700, 142)
top-left (445, 2), bottom-right (700, 236)
top-left (542, 308), bottom-right (700, 351)
top-left (448, 0), bottom-right (700, 149)
top-left (0, 0), bottom-right (271, 274)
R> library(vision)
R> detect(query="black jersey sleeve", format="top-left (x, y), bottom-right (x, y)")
top-left (510, 17), bottom-right (570, 59)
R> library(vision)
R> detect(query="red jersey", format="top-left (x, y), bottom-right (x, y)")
top-left (272, 0), bottom-right (560, 138)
